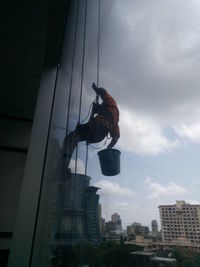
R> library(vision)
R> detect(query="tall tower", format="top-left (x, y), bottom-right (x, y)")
top-left (111, 212), bottom-right (122, 231)
top-left (50, 174), bottom-right (101, 246)
top-left (151, 220), bottom-right (158, 236)
top-left (53, 173), bottom-right (90, 246)
top-left (86, 186), bottom-right (101, 244)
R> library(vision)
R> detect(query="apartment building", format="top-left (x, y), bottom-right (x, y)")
top-left (159, 201), bottom-right (200, 244)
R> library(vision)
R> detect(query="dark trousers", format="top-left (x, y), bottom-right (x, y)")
top-left (62, 118), bottom-right (108, 172)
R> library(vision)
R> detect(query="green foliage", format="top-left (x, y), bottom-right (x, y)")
top-left (52, 242), bottom-right (139, 267)
top-left (172, 248), bottom-right (200, 267)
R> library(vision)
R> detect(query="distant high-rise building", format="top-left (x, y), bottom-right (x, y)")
top-left (104, 221), bottom-right (118, 241)
top-left (126, 222), bottom-right (149, 240)
top-left (159, 200), bottom-right (200, 243)
top-left (111, 212), bottom-right (120, 222)
top-left (111, 212), bottom-right (122, 231)
top-left (151, 220), bottom-right (158, 236)
top-left (106, 221), bottom-right (117, 233)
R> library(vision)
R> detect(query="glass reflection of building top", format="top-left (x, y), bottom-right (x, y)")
top-left (86, 186), bottom-right (101, 244)
top-left (51, 173), bottom-right (100, 247)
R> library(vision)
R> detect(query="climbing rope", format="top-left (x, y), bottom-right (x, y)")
top-left (65, 0), bottom-right (80, 134)
top-left (53, 102), bottom-right (93, 132)
top-left (68, 0), bottom-right (80, 248)
top-left (81, 102), bottom-right (93, 124)
top-left (75, 2), bottom-right (88, 253)
top-left (83, 0), bottom-right (102, 166)
top-left (85, 143), bottom-right (89, 176)
top-left (97, 0), bottom-right (100, 88)
top-left (75, 0), bottom-right (101, 175)
top-left (86, 0), bottom-right (102, 156)
top-left (80, 0), bottom-right (101, 252)
top-left (75, 0), bottom-right (88, 173)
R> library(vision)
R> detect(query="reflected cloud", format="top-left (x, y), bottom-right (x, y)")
top-left (144, 177), bottom-right (188, 200)
top-left (69, 158), bottom-right (85, 174)
top-left (95, 179), bottom-right (135, 197)
top-left (118, 108), bottom-right (179, 155)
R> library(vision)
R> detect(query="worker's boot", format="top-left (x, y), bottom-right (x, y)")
top-left (61, 130), bottom-right (80, 177)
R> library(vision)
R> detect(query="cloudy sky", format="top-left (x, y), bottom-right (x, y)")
top-left (70, 0), bottom-right (200, 230)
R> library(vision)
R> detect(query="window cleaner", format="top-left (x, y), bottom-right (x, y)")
top-left (63, 82), bottom-right (120, 172)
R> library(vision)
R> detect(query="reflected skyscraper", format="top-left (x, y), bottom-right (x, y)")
top-left (86, 186), bottom-right (101, 243)
top-left (51, 173), bottom-right (101, 246)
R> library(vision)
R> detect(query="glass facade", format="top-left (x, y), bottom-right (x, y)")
top-left (8, 1), bottom-right (106, 266)
top-left (30, 1), bottom-right (102, 266)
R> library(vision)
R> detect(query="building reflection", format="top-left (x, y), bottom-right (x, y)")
top-left (52, 173), bottom-right (101, 247)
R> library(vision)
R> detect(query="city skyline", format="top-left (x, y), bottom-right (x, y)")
top-left (99, 199), bottom-right (199, 231)
top-left (100, 207), bottom-right (159, 231)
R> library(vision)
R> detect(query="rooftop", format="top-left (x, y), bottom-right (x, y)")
top-left (151, 257), bottom-right (176, 263)
top-left (130, 251), bottom-right (156, 256)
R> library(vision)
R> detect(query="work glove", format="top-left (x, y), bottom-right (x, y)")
top-left (92, 82), bottom-right (97, 91)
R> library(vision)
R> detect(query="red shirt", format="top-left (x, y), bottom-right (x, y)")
top-left (97, 92), bottom-right (120, 138)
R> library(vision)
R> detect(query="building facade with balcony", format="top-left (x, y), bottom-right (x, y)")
top-left (159, 200), bottom-right (200, 243)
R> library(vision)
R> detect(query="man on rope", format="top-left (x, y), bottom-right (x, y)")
top-left (62, 83), bottom-right (120, 171)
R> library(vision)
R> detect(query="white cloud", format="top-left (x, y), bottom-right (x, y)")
top-left (118, 108), bottom-right (179, 155)
top-left (93, 180), bottom-right (136, 227)
top-left (97, 0), bottom-right (200, 157)
top-left (95, 179), bottom-right (135, 197)
top-left (145, 177), bottom-right (188, 200)
top-left (69, 158), bottom-right (85, 174)
top-left (174, 122), bottom-right (200, 143)
top-left (188, 200), bottom-right (200, 204)
top-left (82, 0), bottom-right (200, 156)
top-left (116, 201), bottom-right (129, 208)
